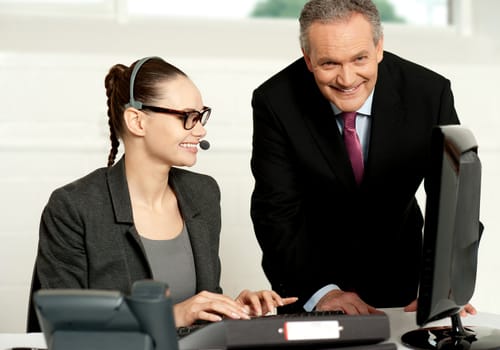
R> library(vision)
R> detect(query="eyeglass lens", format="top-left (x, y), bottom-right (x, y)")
top-left (186, 109), bottom-right (210, 130)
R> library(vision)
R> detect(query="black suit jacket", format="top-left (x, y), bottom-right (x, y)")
top-left (250, 51), bottom-right (459, 313)
top-left (28, 156), bottom-right (222, 331)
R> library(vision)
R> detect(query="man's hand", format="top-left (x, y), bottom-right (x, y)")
top-left (403, 299), bottom-right (418, 312)
top-left (315, 290), bottom-right (384, 315)
top-left (404, 299), bottom-right (477, 317)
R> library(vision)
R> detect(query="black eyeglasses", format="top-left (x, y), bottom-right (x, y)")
top-left (141, 105), bottom-right (211, 130)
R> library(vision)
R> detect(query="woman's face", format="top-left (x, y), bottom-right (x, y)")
top-left (142, 75), bottom-right (208, 168)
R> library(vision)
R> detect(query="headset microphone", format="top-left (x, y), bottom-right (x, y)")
top-left (199, 140), bottom-right (210, 150)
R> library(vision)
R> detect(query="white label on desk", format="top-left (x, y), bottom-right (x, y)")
top-left (284, 320), bottom-right (343, 340)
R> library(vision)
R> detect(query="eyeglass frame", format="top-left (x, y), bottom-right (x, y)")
top-left (140, 104), bottom-right (211, 130)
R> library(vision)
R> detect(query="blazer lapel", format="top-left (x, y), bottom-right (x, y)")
top-left (106, 156), bottom-right (145, 249)
top-left (170, 169), bottom-right (217, 292)
top-left (107, 157), bottom-right (134, 224)
top-left (106, 155), bottom-right (153, 283)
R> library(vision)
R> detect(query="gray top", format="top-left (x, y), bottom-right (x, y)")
top-left (35, 156), bottom-right (222, 295)
top-left (31, 156), bottom-right (223, 332)
top-left (141, 224), bottom-right (197, 304)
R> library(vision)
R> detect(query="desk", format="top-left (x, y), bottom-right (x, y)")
top-left (0, 332), bottom-right (45, 350)
top-left (1, 308), bottom-right (499, 350)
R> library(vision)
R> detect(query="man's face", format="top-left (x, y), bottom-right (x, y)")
top-left (303, 13), bottom-right (384, 112)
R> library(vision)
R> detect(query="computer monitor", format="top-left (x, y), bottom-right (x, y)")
top-left (34, 280), bottom-right (179, 350)
top-left (401, 125), bottom-right (500, 349)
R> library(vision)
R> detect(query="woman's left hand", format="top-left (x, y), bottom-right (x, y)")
top-left (235, 289), bottom-right (298, 316)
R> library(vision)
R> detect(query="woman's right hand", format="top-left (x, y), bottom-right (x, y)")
top-left (173, 290), bottom-right (251, 327)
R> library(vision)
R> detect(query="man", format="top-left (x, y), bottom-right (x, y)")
top-left (250, 0), bottom-right (463, 314)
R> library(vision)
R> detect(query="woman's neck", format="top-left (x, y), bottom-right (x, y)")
top-left (124, 153), bottom-right (173, 210)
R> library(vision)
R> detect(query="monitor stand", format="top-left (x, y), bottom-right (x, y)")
top-left (401, 313), bottom-right (500, 350)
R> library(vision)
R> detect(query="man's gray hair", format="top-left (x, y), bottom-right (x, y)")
top-left (299, 0), bottom-right (383, 54)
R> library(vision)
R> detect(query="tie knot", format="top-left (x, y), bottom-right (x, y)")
top-left (341, 112), bottom-right (357, 129)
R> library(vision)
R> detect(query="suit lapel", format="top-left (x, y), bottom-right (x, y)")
top-left (364, 59), bottom-right (406, 184)
top-left (298, 65), bottom-right (358, 188)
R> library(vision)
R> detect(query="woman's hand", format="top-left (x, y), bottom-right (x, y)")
top-left (173, 291), bottom-right (251, 327)
top-left (235, 289), bottom-right (298, 317)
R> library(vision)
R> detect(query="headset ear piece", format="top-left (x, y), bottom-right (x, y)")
top-left (125, 101), bottom-right (142, 109)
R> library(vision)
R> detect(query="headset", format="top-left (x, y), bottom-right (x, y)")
top-left (123, 56), bottom-right (211, 150)
top-left (125, 56), bottom-right (162, 109)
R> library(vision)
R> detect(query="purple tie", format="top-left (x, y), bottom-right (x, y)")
top-left (341, 112), bottom-right (364, 185)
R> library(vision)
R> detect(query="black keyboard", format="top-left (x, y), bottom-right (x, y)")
top-left (178, 311), bottom-right (391, 349)
top-left (176, 311), bottom-right (344, 338)
top-left (258, 310), bottom-right (345, 319)
top-left (177, 322), bottom-right (208, 338)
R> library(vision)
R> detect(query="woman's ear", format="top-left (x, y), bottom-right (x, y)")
top-left (123, 107), bottom-right (146, 137)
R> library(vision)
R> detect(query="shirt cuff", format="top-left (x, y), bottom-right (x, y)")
top-left (303, 284), bottom-right (340, 312)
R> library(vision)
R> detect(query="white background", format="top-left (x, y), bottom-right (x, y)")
top-left (0, 0), bottom-right (499, 333)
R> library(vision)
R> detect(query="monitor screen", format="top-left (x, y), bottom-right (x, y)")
top-left (401, 125), bottom-right (500, 350)
top-left (34, 280), bottom-right (179, 350)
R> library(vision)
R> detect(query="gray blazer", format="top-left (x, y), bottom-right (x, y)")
top-left (34, 155), bottom-right (222, 295)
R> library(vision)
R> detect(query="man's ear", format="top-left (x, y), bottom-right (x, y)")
top-left (376, 35), bottom-right (384, 63)
top-left (302, 48), bottom-right (314, 72)
top-left (123, 107), bottom-right (146, 137)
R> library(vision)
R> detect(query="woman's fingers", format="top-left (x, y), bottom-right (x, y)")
top-left (236, 290), bottom-right (298, 316)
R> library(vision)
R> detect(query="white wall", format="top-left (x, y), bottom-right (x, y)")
top-left (0, 7), bottom-right (499, 332)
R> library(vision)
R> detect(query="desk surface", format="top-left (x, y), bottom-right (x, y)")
top-left (386, 308), bottom-right (500, 349)
top-left (1, 308), bottom-right (499, 350)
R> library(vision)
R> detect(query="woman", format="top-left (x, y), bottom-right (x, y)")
top-left (32, 56), bottom-right (296, 328)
